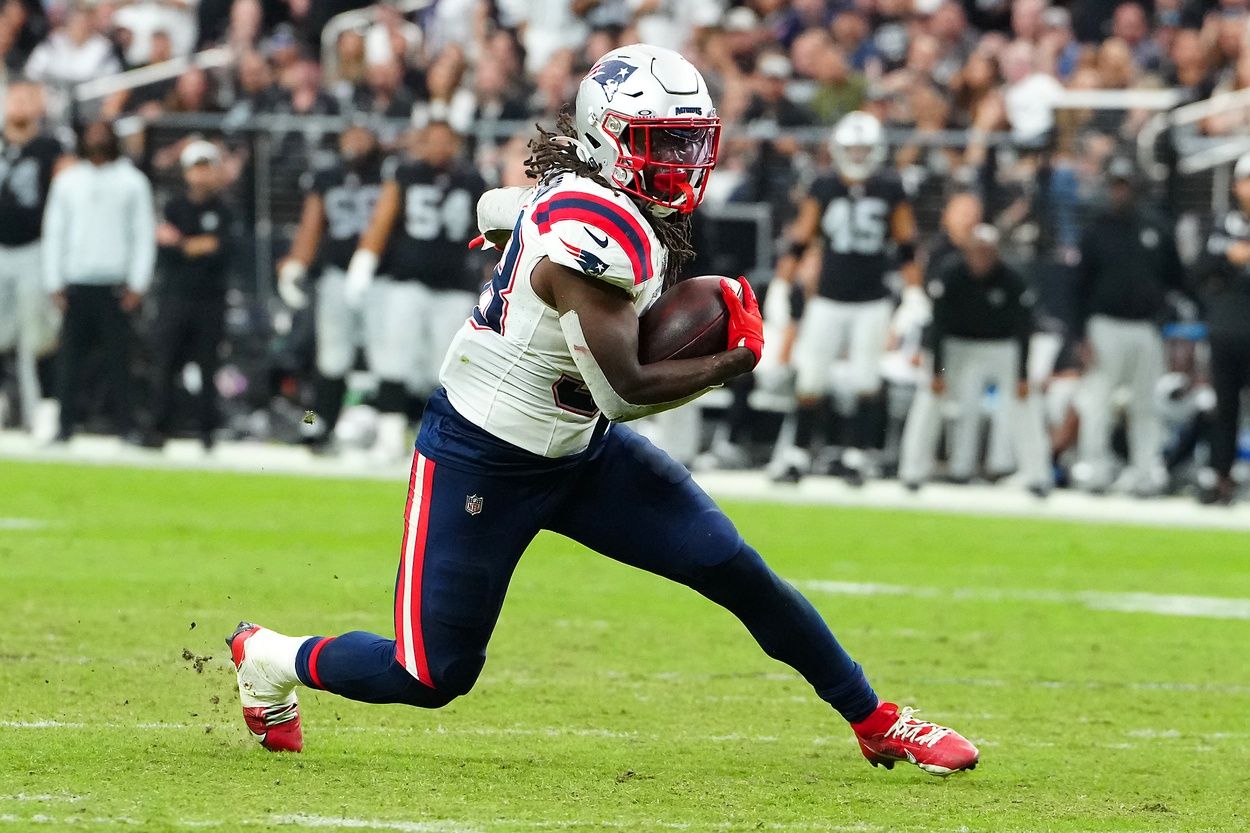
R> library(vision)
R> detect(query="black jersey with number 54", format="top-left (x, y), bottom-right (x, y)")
top-left (0, 135), bottom-right (63, 247)
top-left (810, 172), bottom-right (908, 303)
top-left (383, 160), bottom-right (485, 291)
top-left (301, 160), bottom-right (384, 271)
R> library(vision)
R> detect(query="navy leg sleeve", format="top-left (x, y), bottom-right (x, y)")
top-left (295, 631), bottom-right (455, 708)
top-left (551, 426), bottom-right (877, 722)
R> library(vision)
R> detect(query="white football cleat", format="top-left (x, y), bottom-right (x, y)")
top-left (226, 622), bottom-right (304, 752)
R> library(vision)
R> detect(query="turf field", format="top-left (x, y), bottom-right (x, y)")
top-left (2, 460), bottom-right (1249, 833)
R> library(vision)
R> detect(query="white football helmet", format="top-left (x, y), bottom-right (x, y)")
top-left (574, 43), bottom-right (721, 216)
top-left (830, 111), bottom-right (887, 183)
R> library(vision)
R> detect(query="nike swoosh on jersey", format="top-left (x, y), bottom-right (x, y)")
top-left (585, 228), bottom-right (610, 248)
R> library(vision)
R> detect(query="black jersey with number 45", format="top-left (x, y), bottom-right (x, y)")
top-left (0, 135), bottom-right (63, 247)
top-left (384, 161), bottom-right (485, 291)
top-left (301, 159), bottom-right (384, 271)
top-left (810, 172), bottom-right (908, 303)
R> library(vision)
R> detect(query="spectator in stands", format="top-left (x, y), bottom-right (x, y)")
top-left (470, 55), bottom-right (528, 129)
top-left (103, 30), bottom-right (177, 119)
top-left (830, 10), bottom-right (880, 76)
top-left (23, 6), bottom-right (121, 89)
top-left (1000, 39), bottom-right (1064, 145)
top-left (804, 41), bottom-right (864, 125)
top-left (1193, 153), bottom-right (1250, 504)
top-left (1164, 27), bottom-right (1215, 99)
top-left (413, 46), bottom-right (475, 134)
top-left (498, 0), bottom-right (589, 75)
top-left (42, 121), bottom-right (156, 443)
top-left (146, 141), bottom-right (232, 451)
top-left (351, 54), bottom-right (414, 119)
top-left (277, 58), bottom-right (339, 116)
top-left (1073, 158), bottom-right (1184, 496)
top-left (528, 49), bottom-right (576, 120)
top-left (167, 66), bottom-right (219, 113)
top-left (1037, 6), bottom-right (1080, 81)
top-left (1, 0), bottom-right (49, 73)
top-left (1113, 2), bottom-right (1163, 72)
top-left (325, 28), bottom-right (366, 103)
top-left (871, 0), bottom-right (912, 72)
top-left (113, 0), bottom-right (195, 66)
top-left (227, 50), bottom-right (282, 119)
top-left (925, 2), bottom-right (976, 86)
top-left (225, 0), bottom-right (263, 53)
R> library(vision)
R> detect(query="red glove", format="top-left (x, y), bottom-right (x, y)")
top-left (720, 277), bottom-right (764, 368)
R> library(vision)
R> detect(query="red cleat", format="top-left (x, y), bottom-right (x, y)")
top-left (851, 702), bottom-right (979, 776)
top-left (226, 621), bottom-right (303, 753)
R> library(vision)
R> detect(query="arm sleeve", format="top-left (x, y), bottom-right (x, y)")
top-left (127, 172), bottom-right (158, 294)
top-left (41, 175), bottom-right (66, 292)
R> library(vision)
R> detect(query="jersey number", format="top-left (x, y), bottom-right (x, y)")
top-left (0, 158), bottom-right (41, 209)
top-left (552, 374), bottom-right (599, 418)
top-left (822, 197), bottom-right (888, 255)
top-left (405, 185), bottom-right (472, 241)
top-left (324, 185), bottom-right (379, 239)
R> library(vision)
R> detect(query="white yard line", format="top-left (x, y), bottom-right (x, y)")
top-left (0, 813), bottom-right (1225, 833)
top-left (5, 429), bottom-right (1250, 531)
top-left (797, 580), bottom-right (1250, 621)
top-left (0, 517), bottom-right (48, 530)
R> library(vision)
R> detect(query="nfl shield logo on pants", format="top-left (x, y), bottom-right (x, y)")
top-left (465, 494), bottom-right (484, 516)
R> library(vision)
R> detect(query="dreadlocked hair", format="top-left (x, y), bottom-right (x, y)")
top-left (524, 110), bottom-right (695, 287)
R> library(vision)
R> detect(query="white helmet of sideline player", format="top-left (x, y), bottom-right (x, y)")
top-left (573, 43), bottom-right (721, 216)
top-left (830, 111), bottom-right (887, 183)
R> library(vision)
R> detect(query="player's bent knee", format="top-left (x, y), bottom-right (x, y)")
top-left (688, 543), bottom-right (777, 604)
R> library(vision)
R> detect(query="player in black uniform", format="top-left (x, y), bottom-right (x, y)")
top-left (277, 125), bottom-right (385, 448)
top-left (146, 141), bottom-right (233, 450)
top-left (0, 81), bottom-right (68, 433)
top-left (774, 111), bottom-right (920, 484)
top-left (344, 121), bottom-right (486, 461)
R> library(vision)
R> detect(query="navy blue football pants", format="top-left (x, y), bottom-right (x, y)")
top-left (296, 391), bottom-right (878, 723)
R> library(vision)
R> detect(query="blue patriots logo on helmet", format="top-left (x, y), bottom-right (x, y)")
top-left (562, 240), bottom-right (610, 277)
top-left (587, 59), bottom-right (637, 103)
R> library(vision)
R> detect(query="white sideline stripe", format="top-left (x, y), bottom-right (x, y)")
top-left (7, 428), bottom-right (1250, 532)
top-left (0, 814), bottom-right (906, 833)
top-left (0, 517), bottom-right (48, 530)
top-left (2, 719), bottom-right (1246, 754)
top-left (0, 814), bottom-right (1210, 833)
top-left (271, 815), bottom-right (479, 833)
top-left (798, 580), bottom-right (1250, 620)
top-left (0, 795), bottom-right (85, 804)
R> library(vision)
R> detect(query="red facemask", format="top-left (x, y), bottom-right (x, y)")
top-left (606, 115), bottom-right (721, 214)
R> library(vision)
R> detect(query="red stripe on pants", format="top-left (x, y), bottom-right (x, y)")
top-left (306, 637), bottom-right (333, 689)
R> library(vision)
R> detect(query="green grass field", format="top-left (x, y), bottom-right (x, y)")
top-left (2, 460), bottom-right (1249, 833)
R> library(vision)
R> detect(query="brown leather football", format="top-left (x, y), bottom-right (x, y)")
top-left (637, 275), bottom-right (735, 364)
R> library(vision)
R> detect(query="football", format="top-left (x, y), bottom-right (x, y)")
top-left (637, 275), bottom-right (738, 364)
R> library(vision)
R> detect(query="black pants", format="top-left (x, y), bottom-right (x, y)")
top-left (57, 284), bottom-right (133, 438)
top-left (1210, 333), bottom-right (1250, 478)
top-left (149, 295), bottom-right (225, 439)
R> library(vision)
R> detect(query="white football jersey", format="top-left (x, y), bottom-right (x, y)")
top-left (439, 173), bottom-right (668, 457)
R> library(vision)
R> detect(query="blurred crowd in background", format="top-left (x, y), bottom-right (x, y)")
top-left (2, 0), bottom-right (1250, 505)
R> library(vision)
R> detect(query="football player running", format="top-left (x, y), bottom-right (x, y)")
top-left (227, 45), bottom-right (978, 777)
top-left (773, 111), bottom-right (922, 485)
